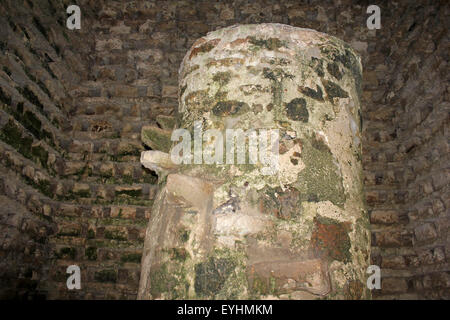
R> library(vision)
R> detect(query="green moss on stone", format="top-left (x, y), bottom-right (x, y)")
top-left (57, 229), bottom-right (80, 237)
top-left (168, 248), bottom-right (189, 262)
top-left (338, 48), bottom-right (362, 84)
top-left (42, 60), bottom-right (56, 79)
top-left (214, 90), bottom-right (228, 101)
top-left (268, 57), bottom-right (290, 65)
top-left (263, 68), bottom-right (294, 113)
top-left (104, 229), bottom-right (127, 241)
top-left (295, 136), bottom-right (345, 207)
top-left (23, 65), bottom-right (36, 82)
top-left (310, 57), bottom-right (324, 77)
top-left (85, 246), bottom-right (97, 260)
top-left (117, 145), bottom-right (141, 157)
top-left (149, 264), bottom-right (176, 298)
top-left (323, 80), bottom-right (348, 101)
top-left (32, 16), bottom-right (48, 39)
top-left (194, 257), bottom-right (235, 297)
top-left (51, 117), bottom-right (60, 128)
top-left (120, 253), bottom-right (142, 263)
top-left (2, 66), bottom-right (12, 77)
top-left (0, 87), bottom-right (12, 105)
top-left (259, 186), bottom-right (301, 220)
top-left (114, 189), bottom-right (142, 198)
top-left (178, 228), bottom-right (190, 243)
top-left (31, 145), bottom-right (48, 169)
top-left (0, 120), bottom-right (33, 159)
top-left (17, 86), bottom-right (44, 111)
top-left (299, 85), bottom-right (324, 101)
top-left (34, 179), bottom-right (52, 198)
top-left (73, 189), bottom-right (90, 198)
top-left (311, 215), bottom-right (351, 263)
top-left (94, 197), bottom-right (153, 207)
top-left (248, 37), bottom-right (287, 51)
top-left (285, 98), bottom-right (309, 122)
top-left (184, 89), bottom-right (212, 109)
top-left (320, 44), bottom-right (362, 98)
top-left (190, 40), bottom-right (219, 59)
top-left (42, 129), bottom-right (54, 144)
top-left (57, 247), bottom-right (76, 260)
top-left (212, 100), bottom-right (249, 117)
top-left (142, 173), bottom-right (158, 184)
top-left (180, 84), bottom-right (187, 98)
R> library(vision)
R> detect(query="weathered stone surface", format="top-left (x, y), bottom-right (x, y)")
top-left (139, 24), bottom-right (369, 300)
top-left (0, 0), bottom-right (447, 301)
top-left (0, 195), bottom-right (56, 299)
top-left (156, 115), bottom-right (176, 130)
top-left (141, 125), bottom-right (172, 153)
top-left (140, 150), bottom-right (177, 177)
top-left (414, 223), bottom-right (438, 243)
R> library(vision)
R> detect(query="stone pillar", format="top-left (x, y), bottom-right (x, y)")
top-left (139, 24), bottom-right (370, 300)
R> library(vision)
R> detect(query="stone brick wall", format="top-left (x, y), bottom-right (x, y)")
top-left (0, 0), bottom-right (152, 299)
top-left (361, 2), bottom-right (449, 299)
top-left (0, 0), bottom-right (448, 299)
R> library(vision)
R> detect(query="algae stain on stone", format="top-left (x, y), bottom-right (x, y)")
top-left (194, 256), bottom-right (235, 297)
top-left (248, 36), bottom-right (287, 51)
top-left (189, 39), bottom-right (220, 60)
top-left (326, 62), bottom-right (343, 80)
top-left (285, 98), bottom-right (309, 122)
top-left (141, 127), bottom-right (172, 153)
top-left (149, 260), bottom-right (190, 299)
top-left (212, 100), bottom-right (249, 117)
top-left (319, 42), bottom-right (362, 98)
top-left (212, 71), bottom-right (232, 86)
top-left (298, 85), bottom-right (324, 101)
top-left (295, 136), bottom-right (345, 207)
top-left (140, 24), bottom-right (368, 300)
top-left (263, 67), bottom-right (294, 119)
top-left (323, 80), bottom-right (349, 102)
top-left (258, 185), bottom-right (301, 220)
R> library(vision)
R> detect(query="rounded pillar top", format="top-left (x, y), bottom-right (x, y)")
top-left (180, 23), bottom-right (361, 81)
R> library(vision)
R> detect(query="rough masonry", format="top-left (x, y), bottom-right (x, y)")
top-left (0, 0), bottom-right (448, 300)
top-left (139, 24), bottom-right (370, 300)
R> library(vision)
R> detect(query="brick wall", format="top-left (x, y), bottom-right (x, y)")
top-left (0, 0), bottom-right (448, 299)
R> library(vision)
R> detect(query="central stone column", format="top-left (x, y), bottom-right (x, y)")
top-left (138, 24), bottom-right (369, 300)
